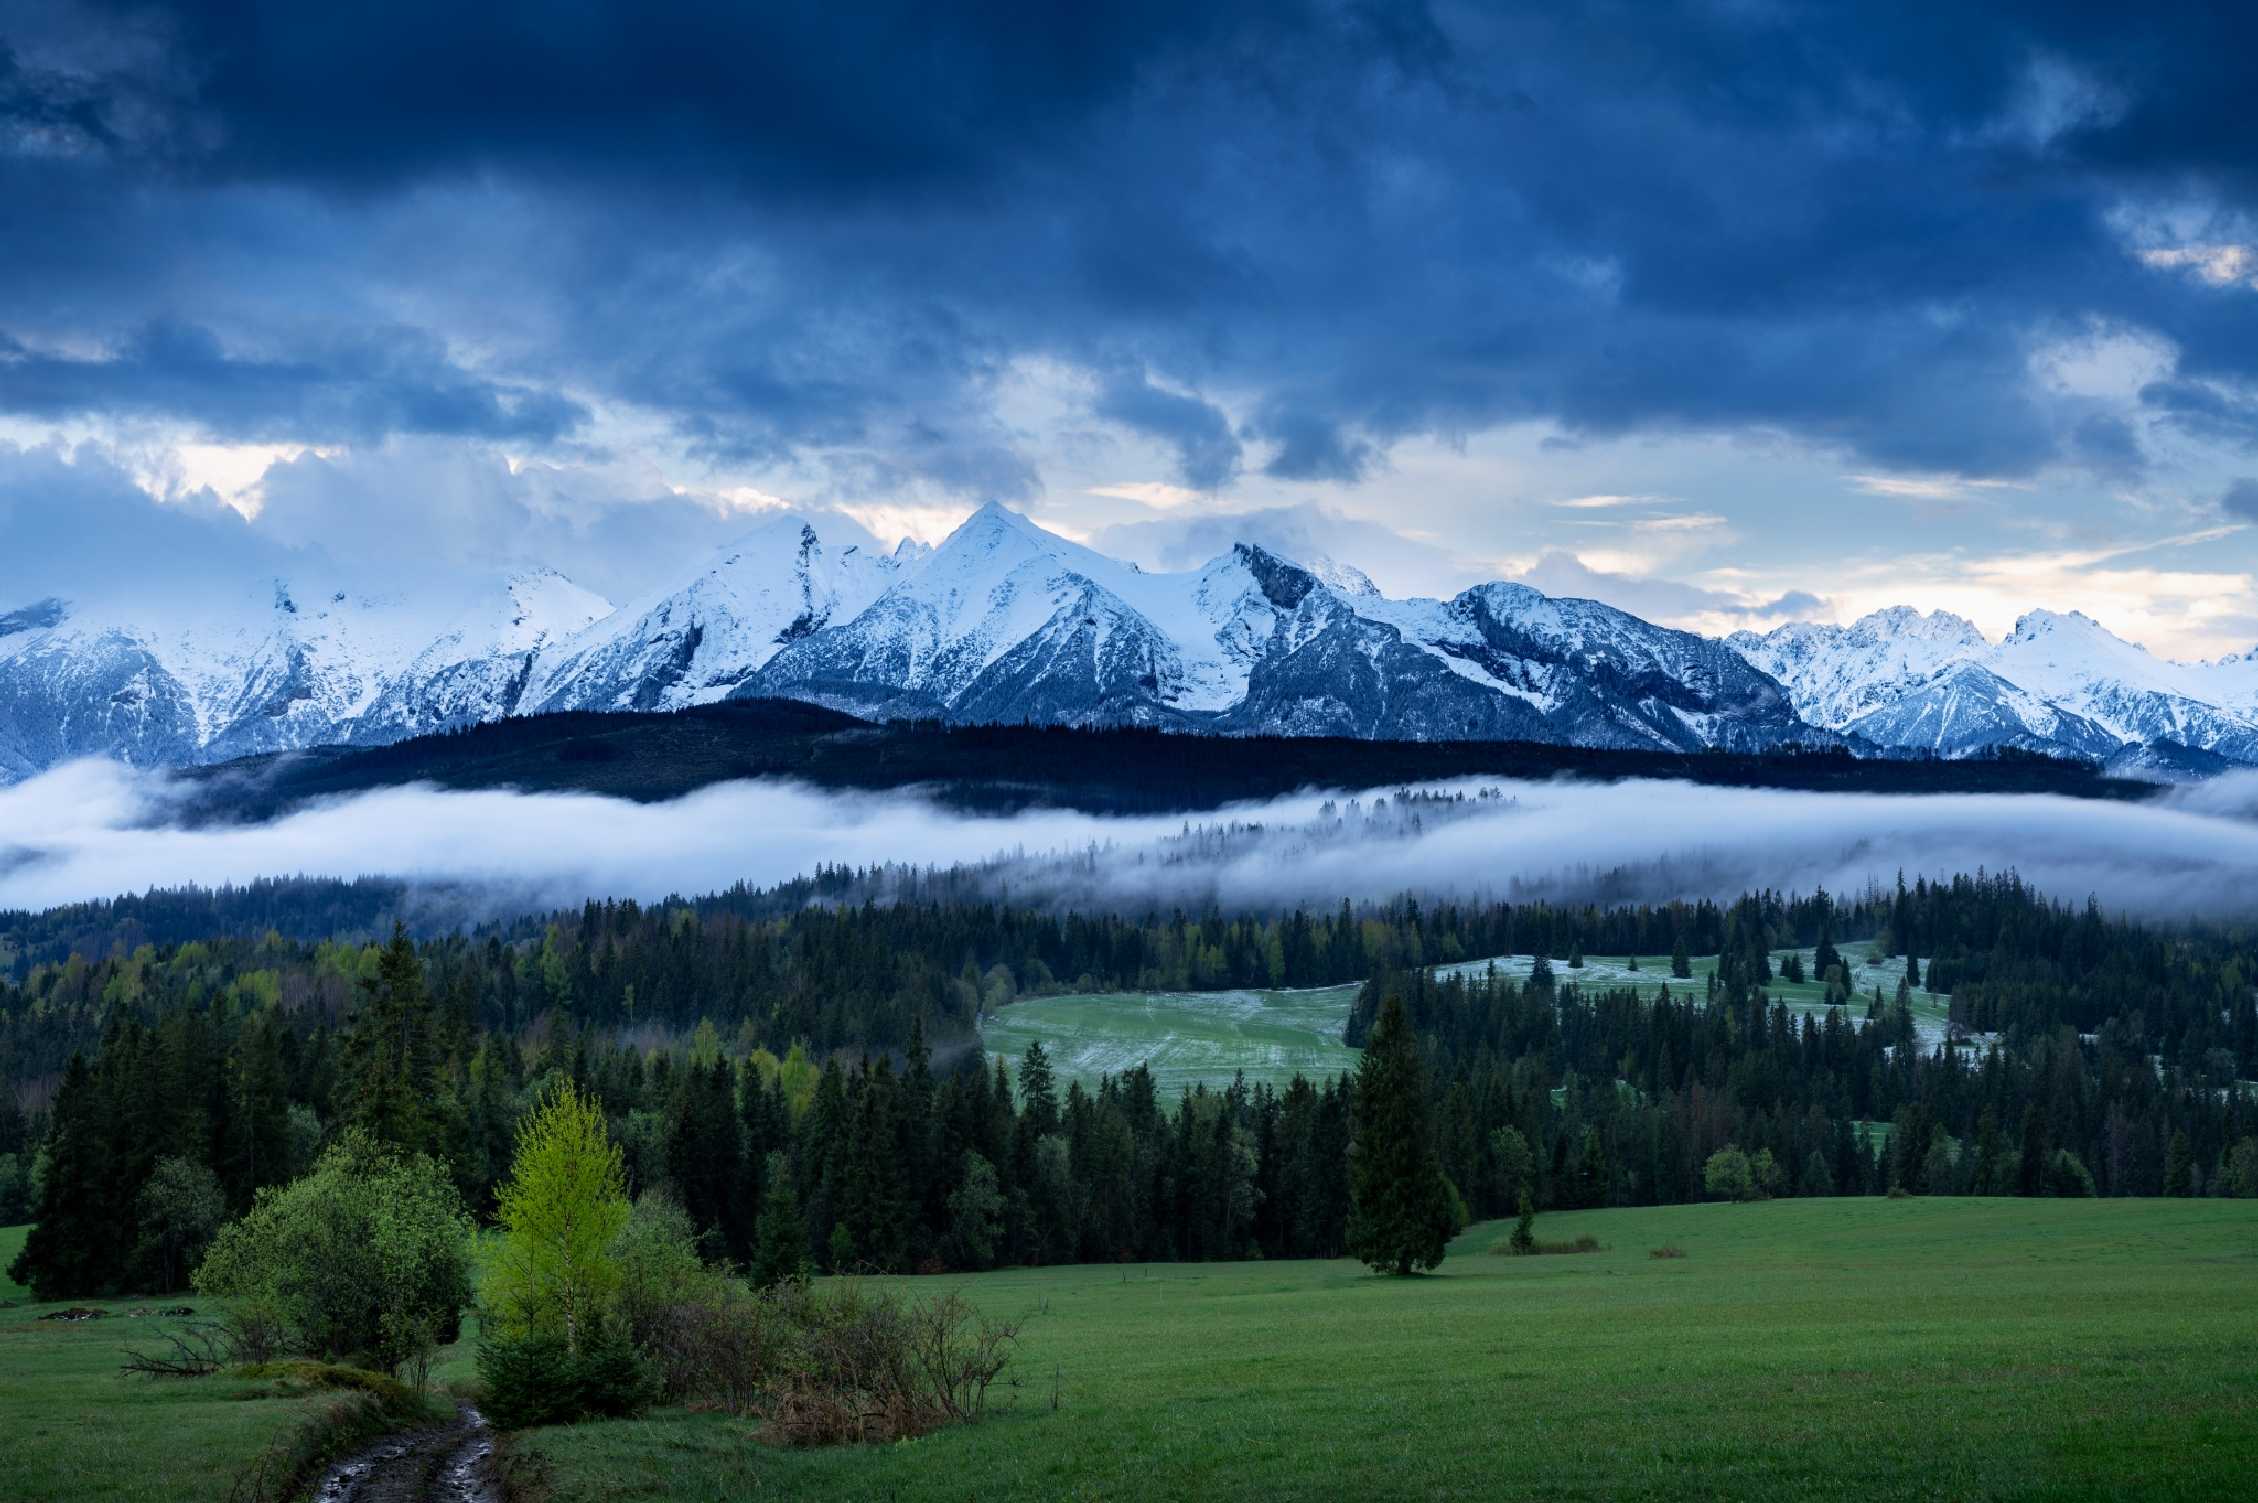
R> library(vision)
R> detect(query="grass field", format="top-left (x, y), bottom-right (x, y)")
top-left (511, 1197), bottom-right (2258, 1502)
top-left (989, 941), bottom-right (1951, 1100)
top-left (4, 1203), bottom-right (2254, 1499)
top-left (0, 1277), bottom-right (335, 1502)
top-left (981, 984), bottom-right (1362, 1097)
top-left (0, 1221), bottom-right (483, 1503)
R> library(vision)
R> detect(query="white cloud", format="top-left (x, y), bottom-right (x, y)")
top-left (1087, 481), bottom-right (1205, 510)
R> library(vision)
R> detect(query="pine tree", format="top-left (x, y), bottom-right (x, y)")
top-left (750, 1150), bottom-right (810, 1287)
top-left (9, 1055), bottom-right (113, 1299)
top-left (1346, 995), bottom-right (1457, 1275)
top-left (1670, 934), bottom-right (1692, 980)
top-left (340, 924), bottom-right (442, 1159)
top-left (2164, 1129), bottom-right (2193, 1197)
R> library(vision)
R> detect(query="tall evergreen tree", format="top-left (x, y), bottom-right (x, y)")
top-left (750, 1150), bottom-right (809, 1287)
top-left (339, 923), bottom-right (443, 1158)
top-left (1347, 995), bottom-right (1456, 1275)
top-left (8, 1055), bottom-right (114, 1298)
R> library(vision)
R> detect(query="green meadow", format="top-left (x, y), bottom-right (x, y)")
top-left (4, 1201), bottom-right (2254, 1500)
top-left (985, 942), bottom-right (1951, 1101)
top-left (980, 982), bottom-right (1363, 1096)
top-left (510, 1197), bottom-right (2258, 1502)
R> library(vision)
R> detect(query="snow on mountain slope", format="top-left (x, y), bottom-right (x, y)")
top-left (1730, 605), bottom-right (2258, 764)
top-left (10, 498), bottom-right (2258, 783)
top-left (1729, 608), bottom-right (1988, 727)
top-left (523, 515), bottom-right (897, 714)
top-left (354, 569), bottom-right (613, 742)
top-left (753, 505), bottom-right (1286, 721)
top-left (754, 506), bottom-right (1822, 751)
top-left (1839, 662), bottom-right (2122, 759)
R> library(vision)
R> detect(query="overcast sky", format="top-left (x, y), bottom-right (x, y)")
top-left (4, 2), bottom-right (2258, 655)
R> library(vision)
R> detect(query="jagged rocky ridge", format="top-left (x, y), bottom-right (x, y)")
top-left (3, 504), bottom-right (2254, 783)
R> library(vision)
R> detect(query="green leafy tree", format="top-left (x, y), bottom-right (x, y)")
top-left (945, 1150), bottom-right (1006, 1271)
top-left (1508, 1187), bottom-right (1537, 1254)
top-left (2223, 1138), bottom-right (2258, 1199)
top-left (196, 1130), bottom-right (474, 1371)
top-left (1347, 995), bottom-right (1457, 1275)
top-left (485, 1081), bottom-right (631, 1353)
top-left (1704, 1146), bottom-right (1758, 1203)
top-left (134, 1155), bottom-right (226, 1292)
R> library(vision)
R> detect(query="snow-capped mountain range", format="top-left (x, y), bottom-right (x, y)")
top-left (3, 503), bottom-right (2254, 784)
top-left (1729, 607), bottom-right (2258, 771)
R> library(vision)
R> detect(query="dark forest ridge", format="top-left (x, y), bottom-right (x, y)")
top-left (174, 698), bottom-right (2155, 822)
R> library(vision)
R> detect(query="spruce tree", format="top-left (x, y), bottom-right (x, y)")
top-left (2164, 1130), bottom-right (2193, 1197)
top-left (751, 1151), bottom-right (810, 1287)
top-left (1346, 995), bottom-right (1457, 1275)
top-left (9, 1055), bottom-right (112, 1299)
top-left (340, 923), bottom-right (442, 1158)
top-left (1670, 934), bottom-right (1692, 980)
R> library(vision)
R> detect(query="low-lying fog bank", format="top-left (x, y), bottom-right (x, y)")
top-left (4, 758), bottom-right (2258, 921)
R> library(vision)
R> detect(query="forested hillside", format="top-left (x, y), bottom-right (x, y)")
top-left (4, 876), bottom-right (2255, 1298)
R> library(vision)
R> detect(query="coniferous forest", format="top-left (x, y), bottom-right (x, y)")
top-left (5, 872), bottom-right (2257, 1300)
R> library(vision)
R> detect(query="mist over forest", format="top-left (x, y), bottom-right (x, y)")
top-left (5, 757), bottom-right (2258, 926)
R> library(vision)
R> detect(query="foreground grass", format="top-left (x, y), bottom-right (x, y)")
top-left (0, 1222), bottom-right (477, 1503)
top-left (516, 1198), bottom-right (2258, 1502)
top-left (0, 1223), bottom-right (27, 1302)
top-left (0, 1294), bottom-right (333, 1502)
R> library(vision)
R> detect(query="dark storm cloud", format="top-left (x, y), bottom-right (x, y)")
top-left (9, 1), bottom-right (2258, 491)
top-left (0, 322), bottom-right (586, 444)
top-left (1092, 370), bottom-right (1242, 492)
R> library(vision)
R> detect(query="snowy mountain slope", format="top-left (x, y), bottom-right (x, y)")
top-left (7, 498), bottom-right (2255, 784)
top-left (1729, 606), bottom-right (2258, 764)
top-left (353, 569), bottom-right (613, 742)
top-left (1729, 608), bottom-right (1988, 726)
top-left (752, 506), bottom-right (1824, 752)
top-left (522, 516), bottom-right (897, 714)
top-left (1839, 662), bottom-right (2122, 759)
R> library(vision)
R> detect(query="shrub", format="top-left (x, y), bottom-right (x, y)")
top-left (477, 1328), bottom-right (657, 1431)
top-left (1649, 1244), bottom-right (1688, 1260)
top-left (611, 1192), bottom-right (727, 1354)
top-left (1494, 1234), bottom-right (1602, 1256)
top-left (640, 1291), bottom-right (786, 1413)
top-left (194, 1131), bottom-right (474, 1375)
top-left (760, 1282), bottom-right (1020, 1447)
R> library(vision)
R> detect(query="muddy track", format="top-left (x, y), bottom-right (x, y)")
top-left (312, 1405), bottom-right (499, 1503)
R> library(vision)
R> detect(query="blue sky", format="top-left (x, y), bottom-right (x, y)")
top-left (4, 1), bottom-right (2257, 655)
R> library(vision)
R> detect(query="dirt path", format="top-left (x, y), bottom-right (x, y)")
top-left (311, 1405), bottom-right (499, 1503)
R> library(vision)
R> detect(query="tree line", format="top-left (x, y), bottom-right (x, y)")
top-left (8, 874), bottom-right (2258, 1297)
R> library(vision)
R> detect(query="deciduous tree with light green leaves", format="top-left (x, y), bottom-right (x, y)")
top-left (485, 1081), bottom-right (632, 1353)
